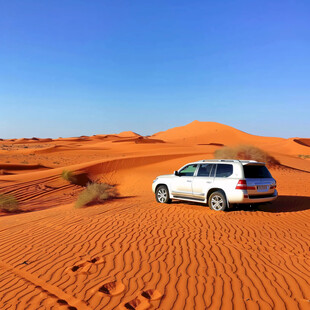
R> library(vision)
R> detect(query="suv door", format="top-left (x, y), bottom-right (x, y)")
top-left (170, 164), bottom-right (198, 198)
top-left (192, 164), bottom-right (216, 200)
top-left (212, 164), bottom-right (234, 194)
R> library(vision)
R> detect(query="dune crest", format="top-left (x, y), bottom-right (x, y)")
top-left (117, 131), bottom-right (141, 138)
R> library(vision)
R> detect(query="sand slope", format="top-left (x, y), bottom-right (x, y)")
top-left (152, 121), bottom-right (310, 156)
top-left (0, 122), bottom-right (310, 309)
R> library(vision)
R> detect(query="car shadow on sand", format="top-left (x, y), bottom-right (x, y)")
top-left (172, 195), bottom-right (310, 213)
top-left (232, 195), bottom-right (310, 213)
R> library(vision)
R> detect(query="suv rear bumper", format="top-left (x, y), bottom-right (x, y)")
top-left (228, 190), bottom-right (278, 204)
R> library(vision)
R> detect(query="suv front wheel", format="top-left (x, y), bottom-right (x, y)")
top-left (155, 185), bottom-right (171, 204)
top-left (208, 191), bottom-right (227, 211)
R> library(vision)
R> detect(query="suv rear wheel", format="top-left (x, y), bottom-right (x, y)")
top-left (208, 191), bottom-right (227, 211)
top-left (155, 185), bottom-right (171, 204)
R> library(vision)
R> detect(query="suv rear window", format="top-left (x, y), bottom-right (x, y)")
top-left (215, 164), bottom-right (233, 177)
top-left (243, 165), bottom-right (272, 178)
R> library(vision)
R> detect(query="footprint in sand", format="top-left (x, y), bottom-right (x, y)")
top-left (120, 297), bottom-right (150, 310)
top-left (57, 299), bottom-right (68, 305)
top-left (98, 281), bottom-right (125, 296)
top-left (68, 256), bottom-right (104, 274)
top-left (119, 289), bottom-right (162, 310)
top-left (141, 289), bottom-right (162, 301)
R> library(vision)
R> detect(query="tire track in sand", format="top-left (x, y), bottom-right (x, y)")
top-left (0, 259), bottom-right (92, 310)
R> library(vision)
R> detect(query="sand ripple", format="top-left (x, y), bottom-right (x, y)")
top-left (0, 197), bottom-right (309, 309)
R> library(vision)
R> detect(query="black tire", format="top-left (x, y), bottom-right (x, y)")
top-left (155, 185), bottom-right (171, 204)
top-left (208, 191), bottom-right (227, 211)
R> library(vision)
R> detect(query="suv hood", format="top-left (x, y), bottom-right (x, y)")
top-left (157, 174), bottom-right (174, 178)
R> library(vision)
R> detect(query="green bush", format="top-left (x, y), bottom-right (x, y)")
top-left (61, 170), bottom-right (77, 184)
top-left (214, 145), bottom-right (279, 166)
top-left (0, 194), bottom-right (19, 212)
top-left (75, 182), bottom-right (118, 208)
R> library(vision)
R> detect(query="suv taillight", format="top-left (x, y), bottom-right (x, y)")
top-left (235, 180), bottom-right (255, 190)
top-left (236, 180), bottom-right (247, 190)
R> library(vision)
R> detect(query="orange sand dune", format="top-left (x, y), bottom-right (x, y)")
top-left (294, 138), bottom-right (310, 147)
top-left (113, 137), bottom-right (165, 144)
top-left (90, 134), bottom-right (118, 139)
top-left (117, 131), bottom-right (141, 138)
top-left (37, 138), bottom-right (54, 142)
top-left (0, 164), bottom-right (51, 176)
top-left (0, 163), bottom-right (49, 170)
top-left (13, 138), bottom-right (53, 143)
top-left (0, 162), bottom-right (309, 309)
top-left (0, 122), bottom-right (310, 309)
top-left (153, 121), bottom-right (310, 156)
top-left (13, 138), bottom-right (31, 143)
top-left (55, 137), bottom-right (91, 142)
top-left (32, 145), bottom-right (77, 154)
top-left (152, 120), bottom-right (283, 145)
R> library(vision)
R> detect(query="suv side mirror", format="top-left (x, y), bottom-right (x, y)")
top-left (174, 170), bottom-right (180, 176)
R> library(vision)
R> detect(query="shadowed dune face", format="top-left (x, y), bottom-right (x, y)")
top-left (0, 122), bottom-right (310, 309)
top-left (294, 138), bottom-right (310, 147)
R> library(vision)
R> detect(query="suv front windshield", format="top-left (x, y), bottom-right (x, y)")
top-left (179, 164), bottom-right (197, 176)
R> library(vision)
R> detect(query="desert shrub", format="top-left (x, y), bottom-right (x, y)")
top-left (298, 154), bottom-right (310, 159)
top-left (75, 182), bottom-right (118, 208)
top-left (61, 170), bottom-right (77, 183)
top-left (0, 194), bottom-right (19, 212)
top-left (214, 145), bottom-right (280, 166)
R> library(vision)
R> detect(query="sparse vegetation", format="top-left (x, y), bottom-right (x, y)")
top-left (75, 182), bottom-right (118, 208)
top-left (0, 194), bottom-right (19, 212)
top-left (61, 170), bottom-right (77, 183)
top-left (298, 154), bottom-right (310, 159)
top-left (214, 145), bottom-right (280, 166)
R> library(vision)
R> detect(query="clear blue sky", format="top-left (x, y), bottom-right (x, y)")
top-left (0, 0), bottom-right (309, 138)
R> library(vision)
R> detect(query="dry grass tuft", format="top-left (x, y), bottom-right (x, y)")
top-left (75, 182), bottom-right (118, 208)
top-left (214, 145), bottom-right (280, 166)
top-left (61, 170), bottom-right (77, 184)
top-left (298, 154), bottom-right (310, 159)
top-left (0, 194), bottom-right (19, 212)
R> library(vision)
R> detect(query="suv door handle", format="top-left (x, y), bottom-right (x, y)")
top-left (206, 181), bottom-right (212, 183)
top-left (187, 180), bottom-right (192, 182)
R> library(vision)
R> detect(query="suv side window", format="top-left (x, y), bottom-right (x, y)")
top-left (197, 164), bottom-right (213, 177)
top-left (179, 164), bottom-right (197, 177)
top-left (215, 164), bottom-right (233, 177)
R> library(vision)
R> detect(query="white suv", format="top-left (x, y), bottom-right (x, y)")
top-left (152, 159), bottom-right (278, 211)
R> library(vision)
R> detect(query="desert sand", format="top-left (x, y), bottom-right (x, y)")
top-left (0, 121), bottom-right (309, 309)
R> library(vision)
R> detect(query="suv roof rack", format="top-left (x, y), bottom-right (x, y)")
top-left (199, 159), bottom-right (239, 163)
top-left (198, 159), bottom-right (258, 163)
